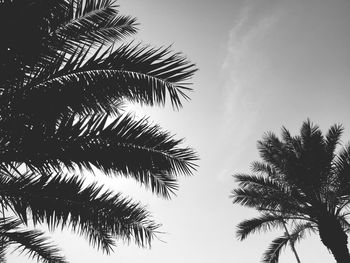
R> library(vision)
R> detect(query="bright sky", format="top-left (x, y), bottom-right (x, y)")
top-left (8, 0), bottom-right (350, 262)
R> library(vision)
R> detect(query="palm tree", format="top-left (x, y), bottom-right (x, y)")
top-left (0, 0), bottom-right (197, 262)
top-left (231, 120), bottom-right (350, 263)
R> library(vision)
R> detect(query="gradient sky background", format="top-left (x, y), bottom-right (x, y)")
top-left (8, 0), bottom-right (350, 262)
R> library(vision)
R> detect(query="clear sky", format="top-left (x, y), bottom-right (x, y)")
top-left (8, 0), bottom-right (350, 262)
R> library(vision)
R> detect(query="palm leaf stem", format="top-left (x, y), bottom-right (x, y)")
top-left (282, 221), bottom-right (301, 263)
top-left (1, 203), bottom-right (5, 259)
top-left (257, 209), bottom-right (316, 223)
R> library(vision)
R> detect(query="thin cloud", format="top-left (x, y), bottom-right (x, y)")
top-left (218, 1), bottom-right (282, 175)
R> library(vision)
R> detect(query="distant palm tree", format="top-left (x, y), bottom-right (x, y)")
top-left (231, 120), bottom-right (350, 263)
top-left (0, 0), bottom-right (197, 262)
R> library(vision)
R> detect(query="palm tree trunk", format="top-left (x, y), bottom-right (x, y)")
top-left (318, 215), bottom-right (350, 263)
top-left (282, 222), bottom-right (301, 263)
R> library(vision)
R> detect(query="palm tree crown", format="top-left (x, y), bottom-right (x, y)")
top-left (0, 0), bottom-right (197, 262)
top-left (231, 120), bottom-right (350, 263)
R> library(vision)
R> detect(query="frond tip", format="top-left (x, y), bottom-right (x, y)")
top-left (236, 214), bottom-right (285, 241)
top-left (0, 217), bottom-right (67, 263)
top-left (0, 173), bottom-right (160, 251)
top-left (262, 235), bottom-right (289, 263)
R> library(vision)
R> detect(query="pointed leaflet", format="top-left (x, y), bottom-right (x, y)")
top-left (11, 43), bottom-right (196, 121)
top-left (0, 114), bottom-right (196, 197)
top-left (0, 217), bottom-right (66, 263)
top-left (0, 173), bottom-right (159, 251)
top-left (236, 214), bottom-right (285, 241)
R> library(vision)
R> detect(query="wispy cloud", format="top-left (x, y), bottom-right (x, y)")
top-left (217, 1), bottom-right (282, 176)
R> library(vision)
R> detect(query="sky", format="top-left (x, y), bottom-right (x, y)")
top-left (8, 0), bottom-right (350, 262)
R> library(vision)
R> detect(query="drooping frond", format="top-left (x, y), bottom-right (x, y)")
top-left (0, 174), bottom-right (159, 251)
top-left (0, 0), bottom-right (197, 261)
top-left (236, 214), bottom-right (285, 241)
top-left (262, 235), bottom-right (290, 263)
top-left (288, 222), bottom-right (315, 244)
top-left (14, 43), bottom-right (197, 121)
top-left (234, 174), bottom-right (287, 193)
top-left (231, 188), bottom-right (293, 212)
top-left (0, 217), bottom-right (66, 263)
top-left (262, 222), bottom-right (314, 263)
top-left (1, 114), bottom-right (196, 198)
top-left (232, 174), bottom-right (303, 213)
top-left (250, 161), bottom-right (277, 177)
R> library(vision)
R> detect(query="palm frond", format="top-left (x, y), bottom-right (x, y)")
top-left (234, 173), bottom-right (287, 193)
top-left (262, 235), bottom-right (290, 263)
top-left (0, 236), bottom-right (7, 263)
top-left (332, 144), bottom-right (350, 198)
top-left (325, 124), bottom-right (343, 159)
top-left (15, 43), bottom-right (197, 120)
top-left (0, 174), bottom-right (159, 250)
top-left (300, 119), bottom-right (321, 144)
top-left (232, 173), bottom-right (311, 216)
top-left (263, 222), bottom-right (314, 263)
top-left (5, 230), bottom-right (67, 263)
top-left (1, 114), bottom-right (196, 197)
top-left (236, 214), bottom-right (285, 241)
top-left (250, 161), bottom-right (277, 177)
top-left (257, 132), bottom-right (289, 175)
top-left (52, 0), bottom-right (138, 51)
top-left (231, 188), bottom-right (293, 211)
top-left (0, 217), bottom-right (66, 263)
top-left (288, 222), bottom-right (315, 244)
top-left (232, 174), bottom-right (302, 211)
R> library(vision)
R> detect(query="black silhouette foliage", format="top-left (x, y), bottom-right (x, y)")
top-left (0, 0), bottom-right (197, 261)
top-left (232, 120), bottom-right (350, 263)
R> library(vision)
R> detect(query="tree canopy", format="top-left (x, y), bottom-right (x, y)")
top-left (0, 0), bottom-right (197, 262)
top-left (232, 120), bottom-right (350, 263)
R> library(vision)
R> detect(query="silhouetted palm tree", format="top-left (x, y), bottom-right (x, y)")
top-left (0, 0), bottom-right (197, 262)
top-left (231, 120), bottom-right (350, 263)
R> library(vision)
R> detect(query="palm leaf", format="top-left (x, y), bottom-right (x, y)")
top-left (325, 124), bottom-right (343, 160)
top-left (231, 188), bottom-right (291, 211)
top-left (262, 222), bottom-right (314, 263)
top-left (232, 174), bottom-right (302, 212)
top-left (288, 222), bottom-right (315, 244)
top-left (236, 214), bottom-right (285, 241)
top-left (14, 43), bottom-right (196, 120)
top-left (234, 174), bottom-right (287, 193)
top-left (1, 114), bottom-right (196, 198)
top-left (52, 0), bottom-right (138, 51)
top-left (0, 173), bottom-right (159, 251)
top-left (262, 235), bottom-right (290, 263)
top-left (0, 217), bottom-right (66, 263)
top-left (250, 161), bottom-right (277, 177)
top-left (257, 132), bottom-right (289, 175)
top-left (0, 236), bottom-right (7, 263)
top-left (333, 144), bottom-right (350, 197)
